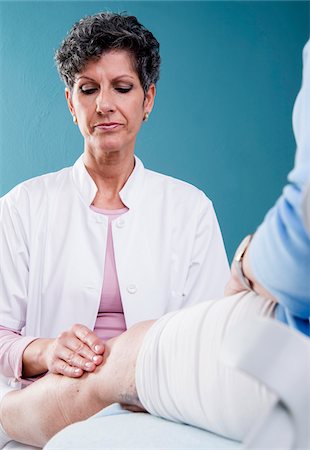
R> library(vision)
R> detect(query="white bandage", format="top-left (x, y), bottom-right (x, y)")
top-left (136, 291), bottom-right (276, 441)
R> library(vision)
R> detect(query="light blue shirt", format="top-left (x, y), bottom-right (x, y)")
top-left (249, 39), bottom-right (310, 336)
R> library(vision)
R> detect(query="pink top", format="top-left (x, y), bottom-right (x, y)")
top-left (91, 206), bottom-right (128, 341)
top-left (0, 206), bottom-right (128, 381)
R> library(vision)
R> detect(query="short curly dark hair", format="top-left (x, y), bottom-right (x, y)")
top-left (55, 12), bottom-right (161, 94)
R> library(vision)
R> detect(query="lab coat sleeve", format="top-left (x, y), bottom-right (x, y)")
top-left (0, 186), bottom-right (30, 331)
top-left (182, 192), bottom-right (230, 306)
top-left (248, 39), bottom-right (310, 333)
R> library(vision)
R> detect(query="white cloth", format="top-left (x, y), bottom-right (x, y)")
top-left (136, 291), bottom-right (277, 442)
top-left (44, 404), bottom-right (240, 450)
top-left (0, 155), bottom-right (229, 378)
top-left (0, 421), bottom-right (10, 449)
top-left (3, 443), bottom-right (40, 450)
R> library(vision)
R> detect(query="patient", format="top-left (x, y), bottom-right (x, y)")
top-left (0, 38), bottom-right (309, 449)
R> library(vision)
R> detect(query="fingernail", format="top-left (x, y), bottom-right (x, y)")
top-left (74, 368), bottom-right (81, 374)
top-left (93, 355), bottom-right (101, 363)
top-left (94, 345), bottom-right (102, 353)
top-left (85, 362), bottom-right (93, 369)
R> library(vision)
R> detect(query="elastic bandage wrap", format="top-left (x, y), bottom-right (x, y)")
top-left (135, 291), bottom-right (276, 441)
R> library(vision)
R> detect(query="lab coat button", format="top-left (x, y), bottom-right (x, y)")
top-left (116, 218), bottom-right (125, 228)
top-left (127, 284), bottom-right (137, 294)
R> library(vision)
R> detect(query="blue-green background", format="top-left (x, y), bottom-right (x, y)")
top-left (0, 1), bottom-right (309, 260)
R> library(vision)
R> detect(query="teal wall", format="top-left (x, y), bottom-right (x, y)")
top-left (0, 1), bottom-right (309, 260)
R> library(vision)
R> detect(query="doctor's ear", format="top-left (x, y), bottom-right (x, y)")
top-left (65, 88), bottom-right (77, 123)
top-left (65, 88), bottom-right (73, 112)
top-left (144, 84), bottom-right (156, 114)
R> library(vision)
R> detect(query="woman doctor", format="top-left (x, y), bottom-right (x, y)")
top-left (0, 12), bottom-right (229, 383)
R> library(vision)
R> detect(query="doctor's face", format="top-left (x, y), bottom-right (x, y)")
top-left (66, 50), bottom-right (155, 159)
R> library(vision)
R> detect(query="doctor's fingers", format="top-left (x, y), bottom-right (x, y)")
top-left (56, 331), bottom-right (104, 366)
top-left (52, 345), bottom-right (99, 374)
top-left (71, 323), bottom-right (105, 356)
top-left (48, 356), bottom-right (84, 378)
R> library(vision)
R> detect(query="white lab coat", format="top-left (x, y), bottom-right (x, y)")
top-left (0, 155), bottom-right (229, 339)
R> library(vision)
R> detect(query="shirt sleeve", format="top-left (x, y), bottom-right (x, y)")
top-left (302, 180), bottom-right (310, 232)
top-left (248, 39), bottom-right (310, 335)
top-left (0, 327), bottom-right (37, 380)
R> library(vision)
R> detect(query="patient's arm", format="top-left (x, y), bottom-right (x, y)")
top-left (0, 320), bottom-right (154, 448)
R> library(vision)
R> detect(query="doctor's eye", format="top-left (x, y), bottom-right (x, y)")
top-left (115, 85), bottom-right (133, 94)
top-left (80, 85), bottom-right (98, 95)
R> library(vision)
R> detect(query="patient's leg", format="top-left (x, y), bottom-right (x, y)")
top-left (0, 320), bottom-right (154, 448)
top-left (136, 291), bottom-right (277, 442)
top-left (1, 292), bottom-right (278, 448)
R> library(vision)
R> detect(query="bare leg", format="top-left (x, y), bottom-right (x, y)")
top-left (0, 320), bottom-right (154, 448)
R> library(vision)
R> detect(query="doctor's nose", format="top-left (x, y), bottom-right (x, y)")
top-left (96, 91), bottom-right (116, 114)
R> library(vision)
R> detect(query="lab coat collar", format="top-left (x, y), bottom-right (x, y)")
top-left (72, 154), bottom-right (145, 209)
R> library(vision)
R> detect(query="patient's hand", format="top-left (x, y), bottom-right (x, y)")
top-left (224, 253), bottom-right (250, 296)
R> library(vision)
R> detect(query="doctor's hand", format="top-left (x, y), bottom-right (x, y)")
top-left (45, 324), bottom-right (105, 377)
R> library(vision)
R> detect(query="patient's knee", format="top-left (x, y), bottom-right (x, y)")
top-left (95, 320), bottom-right (155, 407)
